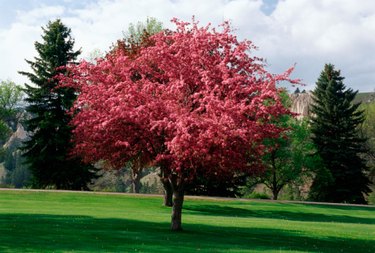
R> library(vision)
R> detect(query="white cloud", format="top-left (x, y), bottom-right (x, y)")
top-left (0, 0), bottom-right (374, 91)
top-left (254, 0), bottom-right (375, 91)
top-left (0, 23), bottom-right (40, 84)
top-left (16, 5), bottom-right (66, 25)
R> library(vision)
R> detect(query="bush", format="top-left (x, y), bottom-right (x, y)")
top-left (245, 192), bottom-right (271, 200)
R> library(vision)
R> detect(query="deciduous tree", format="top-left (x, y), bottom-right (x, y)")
top-left (359, 101), bottom-right (375, 201)
top-left (261, 117), bottom-right (320, 200)
top-left (0, 80), bottom-right (23, 144)
top-left (61, 19), bottom-right (297, 230)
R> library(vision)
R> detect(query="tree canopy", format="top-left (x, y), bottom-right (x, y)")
top-left (61, 19), bottom-right (298, 230)
top-left (0, 80), bottom-right (23, 147)
top-left (261, 117), bottom-right (320, 200)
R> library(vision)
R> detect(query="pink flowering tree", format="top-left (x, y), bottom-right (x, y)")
top-left (61, 19), bottom-right (297, 231)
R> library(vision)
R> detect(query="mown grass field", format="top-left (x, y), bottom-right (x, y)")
top-left (0, 189), bottom-right (374, 252)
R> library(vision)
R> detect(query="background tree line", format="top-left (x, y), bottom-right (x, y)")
top-left (0, 18), bottom-right (373, 207)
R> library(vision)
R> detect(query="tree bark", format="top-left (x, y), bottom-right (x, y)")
top-left (271, 151), bottom-right (279, 200)
top-left (161, 178), bottom-right (173, 206)
top-left (171, 187), bottom-right (184, 231)
top-left (170, 175), bottom-right (184, 231)
top-left (159, 165), bottom-right (173, 206)
top-left (131, 167), bottom-right (141, 193)
top-left (131, 157), bottom-right (142, 193)
top-left (272, 189), bottom-right (279, 200)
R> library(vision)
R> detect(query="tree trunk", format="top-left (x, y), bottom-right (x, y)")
top-left (171, 187), bottom-right (184, 231)
top-left (161, 178), bottom-right (173, 206)
top-left (271, 151), bottom-right (279, 200)
top-left (272, 189), bottom-right (279, 200)
top-left (131, 157), bottom-right (142, 193)
top-left (170, 175), bottom-right (184, 231)
top-left (131, 168), bottom-right (141, 193)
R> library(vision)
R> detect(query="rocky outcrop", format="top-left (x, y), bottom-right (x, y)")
top-left (290, 92), bottom-right (313, 119)
top-left (3, 124), bottom-right (28, 149)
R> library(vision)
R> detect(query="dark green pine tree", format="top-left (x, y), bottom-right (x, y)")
top-left (309, 64), bottom-right (371, 204)
top-left (19, 19), bottom-right (96, 190)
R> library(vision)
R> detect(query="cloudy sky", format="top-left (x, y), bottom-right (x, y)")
top-left (0, 0), bottom-right (374, 92)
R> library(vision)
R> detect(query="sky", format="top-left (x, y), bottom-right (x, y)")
top-left (0, 0), bottom-right (374, 92)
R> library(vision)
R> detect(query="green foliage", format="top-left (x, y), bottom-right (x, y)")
top-left (0, 122), bottom-right (10, 146)
top-left (0, 80), bottom-right (23, 144)
top-left (255, 90), bottom-right (319, 200)
top-left (0, 190), bottom-right (374, 252)
top-left (359, 102), bottom-right (375, 202)
top-left (19, 19), bottom-right (96, 190)
top-left (259, 117), bottom-right (320, 200)
top-left (245, 192), bottom-right (271, 199)
top-left (2, 138), bottom-right (31, 188)
top-left (309, 64), bottom-right (371, 204)
top-left (124, 17), bottom-right (163, 44)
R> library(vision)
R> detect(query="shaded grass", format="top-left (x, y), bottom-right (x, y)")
top-left (0, 190), bottom-right (374, 252)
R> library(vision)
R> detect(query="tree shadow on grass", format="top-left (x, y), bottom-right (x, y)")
top-left (183, 204), bottom-right (375, 225)
top-left (0, 213), bottom-right (374, 252)
top-left (298, 203), bottom-right (375, 211)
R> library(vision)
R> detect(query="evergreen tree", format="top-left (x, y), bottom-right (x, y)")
top-left (309, 64), bottom-right (371, 204)
top-left (19, 19), bottom-right (96, 190)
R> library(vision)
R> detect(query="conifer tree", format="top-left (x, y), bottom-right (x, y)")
top-left (309, 64), bottom-right (371, 204)
top-left (19, 19), bottom-right (96, 190)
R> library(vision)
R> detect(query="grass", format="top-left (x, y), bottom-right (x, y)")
top-left (0, 190), bottom-right (374, 252)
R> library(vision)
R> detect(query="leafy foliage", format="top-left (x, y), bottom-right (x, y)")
top-left (359, 102), bottom-right (375, 203)
top-left (0, 80), bottom-right (23, 144)
top-left (309, 64), bottom-right (371, 204)
top-left (19, 19), bottom-right (96, 190)
top-left (3, 138), bottom-right (31, 188)
top-left (260, 117), bottom-right (320, 200)
top-left (124, 17), bottom-right (163, 45)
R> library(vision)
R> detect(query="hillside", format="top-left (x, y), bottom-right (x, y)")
top-left (290, 91), bottom-right (375, 117)
top-left (354, 92), bottom-right (375, 104)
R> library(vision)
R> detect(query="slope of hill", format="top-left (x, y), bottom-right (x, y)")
top-left (354, 92), bottom-right (375, 104)
top-left (290, 92), bottom-right (375, 117)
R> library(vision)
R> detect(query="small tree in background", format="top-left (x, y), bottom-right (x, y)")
top-left (359, 102), bottom-right (375, 203)
top-left (309, 64), bottom-right (370, 204)
top-left (260, 117), bottom-right (320, 200)
top-left (0, 80), bottom-right (23, 143)
top-left (124, 17), bottom-right (163, 45)
top-left (19, 19), bottom-right (96, 190)
top-left (61, 19), bottom-right (298, 231)
top-left (249, 91), bottom-right (320, 200)
top-left (0, 80), bottom-right (23, 163)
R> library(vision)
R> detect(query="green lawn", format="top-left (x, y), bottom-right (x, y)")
top-left (0, 190), bottom-right (374, 252)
